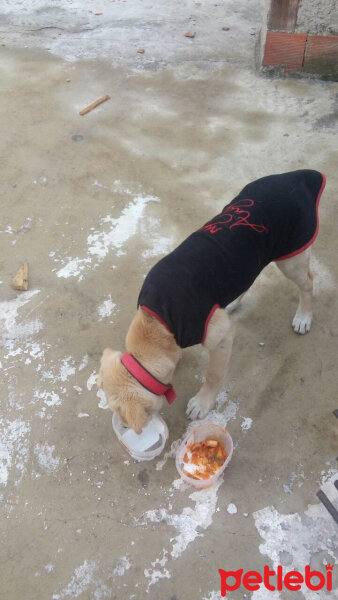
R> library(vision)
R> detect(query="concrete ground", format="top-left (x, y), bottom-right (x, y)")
top-left (1, 2), bottom-right (337, 599)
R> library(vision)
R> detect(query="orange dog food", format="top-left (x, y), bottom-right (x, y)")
top-left (182, 438), bottom-right (228, 480)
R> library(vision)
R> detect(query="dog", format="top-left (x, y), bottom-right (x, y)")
top-left (98, 170), bottom-right (326, 433)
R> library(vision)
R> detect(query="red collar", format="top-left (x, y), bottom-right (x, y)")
top-left (121, 352), bottom-right (176, 404)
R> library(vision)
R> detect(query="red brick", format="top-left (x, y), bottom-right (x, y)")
top-left (305, 35), bottom-right (338, 60)
top-left (263, 31), bottom-right (307, 71)
top-left (304, 35), bottom-right (338, 78)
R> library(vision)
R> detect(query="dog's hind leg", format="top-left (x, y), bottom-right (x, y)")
top-left (186, 308), bottom-right (234, 419)
top-left (226, 292), bottom-right (246, 314)
top-left (275, 248), bottom-right (313, 334)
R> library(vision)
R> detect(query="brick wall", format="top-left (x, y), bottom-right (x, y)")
top-left (260, 0), bottom-right (338, 80)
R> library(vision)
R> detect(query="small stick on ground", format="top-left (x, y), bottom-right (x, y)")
top-left (79, 95), bottom-right (110, 116)
top-left (12, 262), bottom-right (29, 291)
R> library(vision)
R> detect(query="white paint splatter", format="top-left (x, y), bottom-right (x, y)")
top-left (27, 342), bottom-right (45, 360)
top-left (98, 295), bottom-right (116, 320)
top-left (44, 564), bottom-right (54, 573)
top-left (0, 290), bottom-right (42, 351)
top-left (34, 390), bottom-right (61, 407)
top-left (142, 477), bottom-right (224, 560)
top-left (112, 556), bottom-right (131, 577)
top-left (79, 355), bottom-right (89, 371)
top-left (0, 418), bottom-right (30, 487)
top-left (253, 472), bottom-right (338, 599)
top-left (34, 443), bottom-right (60, 472)
top-left (227, 503), bottom-right (238, 514)
top-left (56, 257), bottom-right (91, 280)
top-left (241, 416), bottom-right (252, 432)
top-left (155, 438), bottom-right (182, 473)
top-left (5, 347), bottom-right (23, 358)
top-left (57, 194), bottom-right (160, 279)
top-left (97, 393), bottom-right (109, 410)
top-left (170, 478), bottom-right (186, 491)
top-left (140, 216), bottom-right (174, 259)
top-left (320, 468), bottom-right (337, 486)
top-left (89, 195), bottom-right (159, 258)
top-left (87, 372), bottom-right (98, 391)
top-left (37, 356), bottom-right (76, 391)
top-left (202, 592), bottom-right (223, 600)
top-left (0, 225), bottom-right (15, 235)
top-left (52, 561), bottom-right (98, 600)
top-left (59, 357), bottom-right (76, 382)
top-left (144, 566), bottom-right (170, 588)
top-left (252, 589), bottom-right (282, 600)
top-left (87, 372), bottom-right (108, 409)
top-left (143, 549), bottom-right (170, 589)
top-left (152, 549), bottom-right (168, 568)
top-left (51, 558), bottom-right (122, 599)
top-left (142, 476), bottom-right (224, 588)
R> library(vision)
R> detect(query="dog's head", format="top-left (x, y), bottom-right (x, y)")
top-left (97, 347), bottom-right (152, 434)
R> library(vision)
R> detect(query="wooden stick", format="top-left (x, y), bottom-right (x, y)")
top-left (79, 95), bottom-right (110, 116)
top-left (12, 262), bottom-right (29, 291)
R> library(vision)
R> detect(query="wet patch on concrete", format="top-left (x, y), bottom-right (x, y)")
top-left (137, 469), bottom-right (149, 489)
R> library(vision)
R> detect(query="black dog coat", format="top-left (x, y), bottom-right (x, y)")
top-left (138, 169), bottom-right (326, 348)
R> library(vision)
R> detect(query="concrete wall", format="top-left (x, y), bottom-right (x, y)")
top-left (297, 0), bottom-right (338, 36)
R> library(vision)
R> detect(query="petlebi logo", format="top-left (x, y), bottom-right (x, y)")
top-left (218, 564), bottom-right (334, 596)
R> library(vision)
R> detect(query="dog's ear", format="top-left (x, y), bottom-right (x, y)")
top-left (100, 347), bottom-right (118, 368)
top-left (97, 348), bottom-right (122, 402)
top-left (122, 392), bottom-right (149, 434)
top-left (98, 348), bottom-right (149, 433)
top-left (98, 348), bottom-right (121, 383)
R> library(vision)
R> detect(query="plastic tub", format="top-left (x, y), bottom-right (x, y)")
top-left (112, 412), bottom-right (168, 461)
top-left (175, 423), bottom-right (233, 489)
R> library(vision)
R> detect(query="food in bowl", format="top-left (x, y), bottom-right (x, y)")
top-left (182, 438), bottom-right (228, 480)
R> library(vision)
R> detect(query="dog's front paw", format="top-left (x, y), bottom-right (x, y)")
top-left (186, 393), bottom-right (215, 420)
top-left (292, 313), bottom-right (312, 335)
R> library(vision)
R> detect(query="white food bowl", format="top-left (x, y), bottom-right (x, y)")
top-left (175, 423), bottom-right (233, 489)
top-left (112, 412), bottom-right (169, 461)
